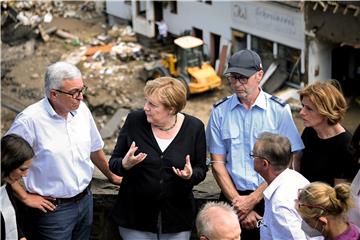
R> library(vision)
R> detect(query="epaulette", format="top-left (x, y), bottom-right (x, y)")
top-left (213, 96), bottom-right (231, 108)
top-left (270, 95), bottom-right (286, 107)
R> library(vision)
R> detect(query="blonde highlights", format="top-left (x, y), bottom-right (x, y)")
top-left (298, 80), bottom-right (347, 125)
top-left (144, 77), bottom-right (187, 114)
top-left (296, 182), bottom-right (353, 220)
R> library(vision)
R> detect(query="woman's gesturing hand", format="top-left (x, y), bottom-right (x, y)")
top-left (122, 141), bottom-right (147, 170)
top-left (172, 155), bottom-right (193, 180)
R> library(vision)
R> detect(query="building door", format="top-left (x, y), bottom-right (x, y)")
top-left (210, 32), bottom-right (221, 67)
top-left (332, 46), bottom-right (360, 97)
top-left (154, 1), bottom-right (163, 38)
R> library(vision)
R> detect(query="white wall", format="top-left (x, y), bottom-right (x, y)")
top-left (132, 1), bottom-right (155, 38)
top-left (106, 0), bottom-right (132, 20)
top-left (308, 40), bottom-right (332, 83)
top-left (161, 1), bottom-right (304, 50)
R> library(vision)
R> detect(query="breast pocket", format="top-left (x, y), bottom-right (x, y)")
top-left (221, 127), bottom-right (241, 148)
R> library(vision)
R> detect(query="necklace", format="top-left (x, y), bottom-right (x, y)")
top-left (157, 114), bottom-right (177, 131)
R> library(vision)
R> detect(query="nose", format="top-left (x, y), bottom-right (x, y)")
top-left (75, 92), bottom-right (84, 101)
top-left (22, 169), bottom-right (29, 177)
top-left (299, 107), bottom-right (305, 116)
top-left (144, 102), bottom-right (149, 111)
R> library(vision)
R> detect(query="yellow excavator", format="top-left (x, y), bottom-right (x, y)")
top-left (142, 36), bottom-right (222, 97)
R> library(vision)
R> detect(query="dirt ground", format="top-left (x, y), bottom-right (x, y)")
top-left (2, 12), bottom-right (360, 155)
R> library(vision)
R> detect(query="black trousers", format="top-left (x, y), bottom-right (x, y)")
top-left (219, 190), bottom-right (264, 240)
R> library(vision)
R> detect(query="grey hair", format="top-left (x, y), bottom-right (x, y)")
top-left (196, 201), bottom-right (238, 238)
top-left (44, 61), bottom-right (82, 98)
top-left (256, 132), bottom-right (292, 171)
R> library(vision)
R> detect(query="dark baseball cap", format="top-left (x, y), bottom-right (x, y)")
top-left (224, 49), bottom-right (263, 77)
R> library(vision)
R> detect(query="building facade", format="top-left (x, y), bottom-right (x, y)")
top-left (106, 0), bottom-right (360, 97)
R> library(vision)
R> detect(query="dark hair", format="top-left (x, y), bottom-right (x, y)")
top-left (1, 134), bottom-right (34, 182)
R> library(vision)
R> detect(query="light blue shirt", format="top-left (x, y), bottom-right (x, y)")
top-left (206, 91), bottom-right (304, 191)
top-left (6, 98), bottom-right (103, 198)
top-left (261, 169), bottom-right (309, 240)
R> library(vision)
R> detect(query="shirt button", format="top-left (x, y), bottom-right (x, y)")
top-left (160, 179), bottom-right (164, 184)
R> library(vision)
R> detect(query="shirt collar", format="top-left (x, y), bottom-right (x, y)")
top-left (263, 168), bottom-right (290, 200)
top-left (44, 97), bottom-right (78, 118)
top-left (229, 89), bottom-right (267, 110)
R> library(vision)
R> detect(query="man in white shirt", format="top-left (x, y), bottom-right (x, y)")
top-left (252, 132), bottom-right (309, 240)
top-left (6, 61), bottom-right (122, 240)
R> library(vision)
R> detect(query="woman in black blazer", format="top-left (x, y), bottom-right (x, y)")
top-left (109, 77), bottom-right (207, 240)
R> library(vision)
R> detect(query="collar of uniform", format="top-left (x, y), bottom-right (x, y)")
top-left (229, 89), bottom-right (267, 110)
top-left (44, 97), bottom-right (78, 118)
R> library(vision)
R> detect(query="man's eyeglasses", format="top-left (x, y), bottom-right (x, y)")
top-left (225, 73), bottom-right (249, 85)
top-left (249, 153), bottom-right (271, 165)
top-left (54, 86), bottom-right (87, 99)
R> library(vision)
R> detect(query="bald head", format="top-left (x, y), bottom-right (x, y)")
top-left (196, 201), bottom-right (241, 240)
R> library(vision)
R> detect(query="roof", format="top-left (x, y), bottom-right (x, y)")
top-left (174, 36), bottom-right (203, 49)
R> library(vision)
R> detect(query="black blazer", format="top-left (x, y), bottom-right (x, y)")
top-left (109, 110), bottom-right (207, 233)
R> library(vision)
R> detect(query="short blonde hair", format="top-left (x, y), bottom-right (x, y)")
top-left (298, 80), bottom-right (347, 125)
top-left (296, 182), bottom-right (353, 219)
top-left (144, 77), bottom-right (187, 114)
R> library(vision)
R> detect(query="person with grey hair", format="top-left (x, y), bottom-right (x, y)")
top-left (196, 201), bottom-right (241, 240)
top-left (6, 61), bottom-right (122, 240)
top-left (252, 132), bottom-right (309, 239)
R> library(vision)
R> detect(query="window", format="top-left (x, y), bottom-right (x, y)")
top-left (124, 0), bottom-right (131, 5)
top-left (136, 1), bottom-right (146, 18)
top-left (170, 1), bottom-right (177, 14)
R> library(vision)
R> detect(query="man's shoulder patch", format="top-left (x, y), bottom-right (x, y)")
top-left (213, 96), bottom-right (231, 108)
top-left (270, 95), bottom-right (286, 107)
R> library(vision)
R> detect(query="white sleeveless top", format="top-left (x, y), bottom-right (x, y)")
top-left (0, 184), bottom-right (18, 240)
top-left (155, 136), bottom-right (175, 152)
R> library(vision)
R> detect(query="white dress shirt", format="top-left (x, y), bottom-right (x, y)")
top-left (261, 169), bottom-right (310, 240)
top-left (6, 98), bottom-right (103, 198)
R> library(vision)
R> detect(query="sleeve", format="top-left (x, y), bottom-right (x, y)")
top-left (6, 114), bottom-right (35, 147)
top-left (206, 108), bottom-right (226, 154)
top-left (278, 105), bottom-right (304, 152)
top-left (270, 205), bottom-right (308, 240)
top-left (109, 113), bottom-right (131, 176)
top-left (189, 123), bottom-right (208, 186)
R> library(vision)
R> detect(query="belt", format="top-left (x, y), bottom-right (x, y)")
top-left (54, 186), bottom-right (89, 205)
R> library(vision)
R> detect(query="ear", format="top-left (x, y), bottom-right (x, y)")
top-left (318, 216), bottom-right (328, 226)
top-left (49, 90), bottom-right (57, 99)
top-left (199, 236), bottom-right (207, 240)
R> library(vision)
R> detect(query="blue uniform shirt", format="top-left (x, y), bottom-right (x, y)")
top-left (206, 90), bottom-right (304, 191)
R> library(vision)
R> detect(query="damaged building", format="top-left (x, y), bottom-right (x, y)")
top-left (106, 0), bottom-right (360, 99)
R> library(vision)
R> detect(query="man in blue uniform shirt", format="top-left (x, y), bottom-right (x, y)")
top-left (206, 49), bottom-right (304, 240)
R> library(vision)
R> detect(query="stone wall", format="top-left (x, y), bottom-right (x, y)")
top-left (90, 168), bottom-right (220, 240)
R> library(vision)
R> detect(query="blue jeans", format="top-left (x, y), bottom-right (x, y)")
top-left (28, 191), bottom-right (93, 240)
